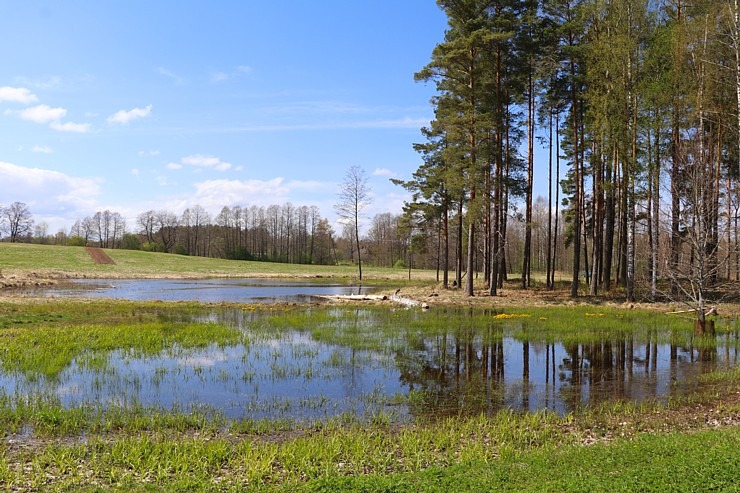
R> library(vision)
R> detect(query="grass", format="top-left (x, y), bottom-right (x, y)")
top-left (303, 428), bottom-right (740, 493)
top-left (0, 410), bottom-right (737, 491)
top-left (0, 242), bottom-right (437, 281)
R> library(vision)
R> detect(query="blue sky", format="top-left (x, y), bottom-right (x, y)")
top-left (0, 1), bottom-right (451, 234)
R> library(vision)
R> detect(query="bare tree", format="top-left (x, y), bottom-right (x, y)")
top-left (137, 210), bottom-right (157, 244)
top-left (0, 202), bottom-right (34, 242)
top-left (335, 165), bottom-right (371, 280)
top-left (155, 210), bottom-right (179, 253)
top-left (111, 212), bottom-right (126, 248)
top-left (33, 222), bottom-right (49, 244)
top-left (664, 140), bottom-right (733, 335)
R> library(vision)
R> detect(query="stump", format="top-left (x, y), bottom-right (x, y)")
top-left (694, 319), bottom-right (715, 336)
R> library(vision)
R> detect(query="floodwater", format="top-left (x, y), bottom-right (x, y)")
top-left (1, 306), bottom-right (737, 422)
top-left (30, 278), bottom-right (374, 303)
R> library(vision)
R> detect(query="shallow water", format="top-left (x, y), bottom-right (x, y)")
top-left (1, 307), bottom-right (736, 421)
top-left (30, 278), bottom-right (374, 303)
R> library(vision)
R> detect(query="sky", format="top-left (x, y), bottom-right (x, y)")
top-left (0, 1), bottom-right (452, 235)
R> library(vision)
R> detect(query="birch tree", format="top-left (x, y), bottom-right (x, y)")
top-left (335, 165), bottom-right (371, 280)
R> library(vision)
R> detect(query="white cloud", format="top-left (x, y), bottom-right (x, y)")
top-left (156, 67), bottom-right (184, 85)
top-left (284, 179), bottom-right (334, 193)
top-left (13, 76), bottom-right (63, 90)
top-left (107, 105), bottom-right (152, 125)
top-left (179, 154), bottom-right (232, 172)
top-left (0, 86), bottom-right (38, 104)
top-left (17, 104), bottom-right (67, 123)
top-left (50, 121), bottom-right (91, 133)
top-left (182, 155), bottom-right (220, 167)
top-left (0, 161), bottom-right (103, 231)
top-left (131, 168), bottom-right (140, 177)
top-left (210, 71), bottom-right (229, 82)
top-left (210, 65), bottom-right (253, 83)
top-left (193, 178), bottom-right (289, 207)
top-left (32, 145), bottom-right (53, 154)
top-left (372, 168), bottom-right (397, 178)
top-left (138, 150), bottom-right (160, 157)
top-left (221, 117), bottom-right (429, 133)
top-left (179, 353), bottom-right (228, 367)
top-left (165, 162), bottom-right (182, 170)
top-left (7, 104), bottom-right (90, 132)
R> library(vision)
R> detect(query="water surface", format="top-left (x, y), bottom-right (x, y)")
top-left (33, 278), bottom-right (374, 303)
top-left (1, 308), bottom-right (736, 421)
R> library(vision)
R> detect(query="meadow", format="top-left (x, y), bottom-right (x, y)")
top-left (0, 242), bottom-right (437, 283)
top-left (0, 243), bottom-right (738, 491)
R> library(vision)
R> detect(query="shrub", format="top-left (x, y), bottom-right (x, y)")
top-left (141, 242), bottom-right (165, 252)
top-left (67, 236), bottom-right (86, 247)
top-left (120, 234), bottom-right (142, 250)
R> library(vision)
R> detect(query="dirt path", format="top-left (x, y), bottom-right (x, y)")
top-left (85, 247), bottom-right (116, 265)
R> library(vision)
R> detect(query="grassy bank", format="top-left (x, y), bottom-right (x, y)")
top-left (0, 242), bottom-right (437, 283)
top-left (1, 399), bottom-right (737, 491)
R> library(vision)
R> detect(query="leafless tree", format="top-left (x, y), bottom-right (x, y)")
top-left (367, 212), bottom-right (400, 268)
top-left (663, 141), bottom-right (733, 335)
top-left (155, 210), bottom-right (179, 253)
top-left (335, 165), bottom-right (371, 280)
top-left (0, 202), bottom-right (34, 242)
top-left (137, 210), bottom-right (157, 243)
top-left (33, 222), bottom-right (49, 244)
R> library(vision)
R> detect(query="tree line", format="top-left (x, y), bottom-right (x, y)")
top-left (0, 197), bottom-right (628, 287)
top-left (0, 201), bottom-right (421, 270)
top-left (394, 0), bottom-right (740, 312)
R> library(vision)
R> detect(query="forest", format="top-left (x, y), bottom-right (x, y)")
top-left (396, 0), bottom-right (740, 304)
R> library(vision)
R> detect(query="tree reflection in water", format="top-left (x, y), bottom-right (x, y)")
top-left (394, 312), bottom-right (730, 418)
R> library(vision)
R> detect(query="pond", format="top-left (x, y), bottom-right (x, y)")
top-left (28, 278), bottom-right (374, 303)
top-left (1, 307), bottom-right (736, 422)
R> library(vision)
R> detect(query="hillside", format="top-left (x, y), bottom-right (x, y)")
top-left (0, 242), bottom-right (436, 287)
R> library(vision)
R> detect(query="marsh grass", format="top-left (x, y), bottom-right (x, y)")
top-left (2, 408), bottom-right (737, 492)
top-left (0, 299), bottom-right (738, 490)
top-left (0, 320), bottom-right (246, 380)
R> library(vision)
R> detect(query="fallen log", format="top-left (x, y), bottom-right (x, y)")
top-left (323, 294), bottom-right (388, 301)
top-left (390, 294), bottom-right (430, 310)
top-left (318, 293), bottom-right (429, 309)
top-left (666, 306), bottom-right (718, 316)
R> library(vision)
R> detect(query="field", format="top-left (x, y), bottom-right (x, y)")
top-left (0, 243), bottom-right (437, 286)
top-left (0, 243), bottom-right (738, 492)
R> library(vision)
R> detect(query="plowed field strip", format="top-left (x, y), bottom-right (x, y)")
top-left (85, 247), bottom-right (116, 265)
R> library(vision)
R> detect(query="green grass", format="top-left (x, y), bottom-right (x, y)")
top-left (0, 242), bottom-right (436, 281)
top-left (0, 414), bottom-right (737, 491)
top-left (0, 320), bottom-right (246, 380)
top-left (301, 428), bottom-right (740, 493)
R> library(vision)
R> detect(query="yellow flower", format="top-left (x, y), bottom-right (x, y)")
top-left (493, 313), bottom-right (530, 319)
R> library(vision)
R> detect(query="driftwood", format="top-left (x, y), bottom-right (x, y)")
top-left (666, 306), bottom-right (718, 317)
top-left (390, 294), bottom-right (430, 309)
top-left (320, 293), bottom-right (429, 309)
top-left (329, 294), bottom-right (388, 301)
